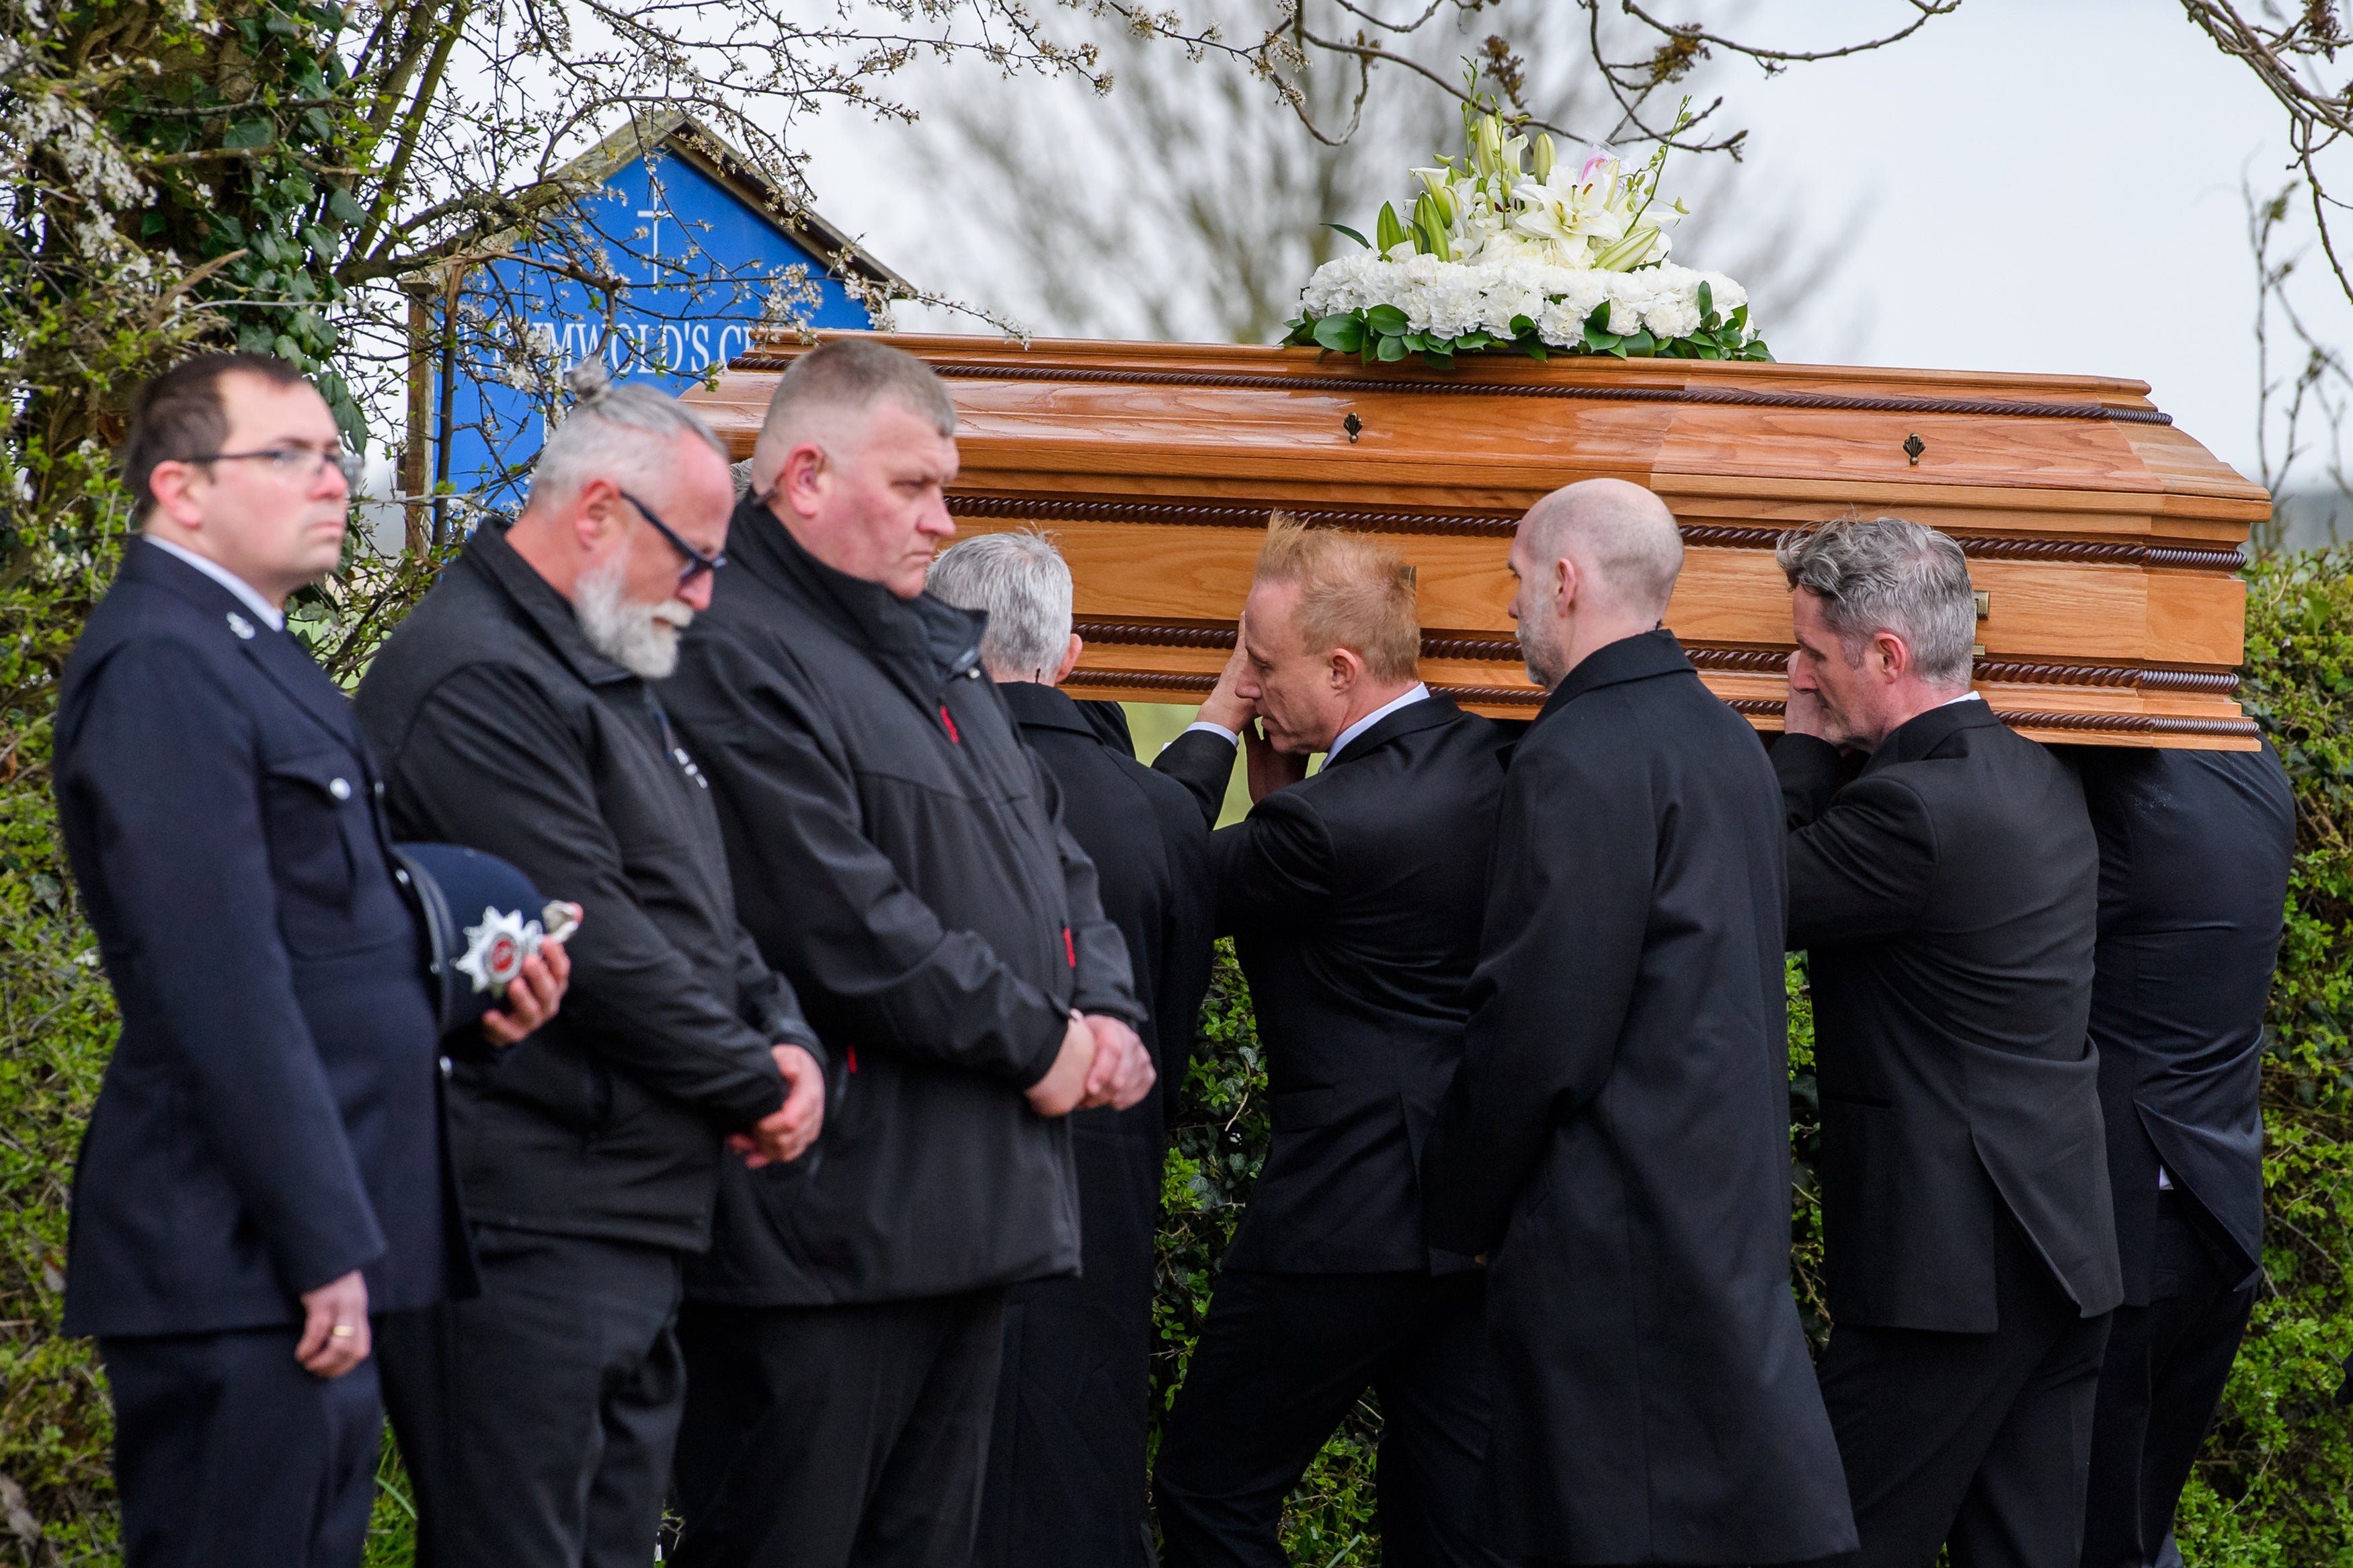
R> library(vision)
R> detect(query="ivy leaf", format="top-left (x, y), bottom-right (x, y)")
top-left (223, 119), bottom-right (274, 150)
top-left (1324, 222), bottom-right (1371, 249)
top-left (1365, 303), bottom-right (1410, 335)
top-left (1313, 314), bottom-right (1365, 354)
top-left (325, 187), bottom-right (366, 226)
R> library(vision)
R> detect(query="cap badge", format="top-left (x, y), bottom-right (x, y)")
top-left (226, 612), bottom-right (255, 641)
top-left (454, 901), bottom-right (584, 997)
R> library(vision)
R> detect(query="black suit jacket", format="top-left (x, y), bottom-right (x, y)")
top-left (55, 541), bottom-right (454, 1337)
top-left (1778, 700), bottom-right (2122, 1333)
top-left (1155, 694), bottom-right (1508, 1274)
top-left (984, 684), bottom-right (1214, 1566)
top-left (1421, 630), bottom-right (1854, 1564)
top-left (1001, 684), bottom-right (1213, 1141)
top-left (2070, 743), bottom-right (2292, 1299)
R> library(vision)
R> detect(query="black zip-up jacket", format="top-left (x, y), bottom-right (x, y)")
top-left (354, 522), bottom-right (815, 1253)
top-left (662, 498), bottom-right (1144, 1306)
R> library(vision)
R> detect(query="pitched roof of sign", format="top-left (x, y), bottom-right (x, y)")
top-left (548, 110), bottom-right (909, 295)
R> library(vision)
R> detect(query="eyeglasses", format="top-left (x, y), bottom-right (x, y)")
top-left (619, 489), bottom-right (727, 585)
top-left (181, 446), bottom-right (364, 487)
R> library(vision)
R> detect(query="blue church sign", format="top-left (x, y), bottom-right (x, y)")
top-left (413, 113), bottom-right (903, 526)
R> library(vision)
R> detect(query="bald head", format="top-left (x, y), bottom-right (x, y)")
top-left (1507, 479), bottom-right (1685, 690)
top-left (1521, 479), bottom-right (1684, 622)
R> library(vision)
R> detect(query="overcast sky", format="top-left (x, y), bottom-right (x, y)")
top-left (789, 1), bottom-right (2348, 487)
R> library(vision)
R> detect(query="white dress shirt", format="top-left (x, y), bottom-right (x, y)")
top-left (143, 536), bottom-right (286, 631)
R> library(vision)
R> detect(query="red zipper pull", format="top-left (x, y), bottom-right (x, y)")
top-left (846, 1045), bottom-right (858, 1073)
top-left (939, 704), bottom-right (960, 743)
top-left (1063, 925), bottom-right (1077, 968)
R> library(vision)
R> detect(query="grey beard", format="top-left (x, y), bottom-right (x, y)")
top-left (575, 551), bottom-right (692, 680)
top-left (1517, 620), bottom-right (1564, 692)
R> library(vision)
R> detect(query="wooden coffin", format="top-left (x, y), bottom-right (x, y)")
top-left (683, 333), bottom-right (2268, 749)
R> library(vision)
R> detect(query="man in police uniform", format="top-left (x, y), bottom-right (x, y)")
top-left (55, 352), bottom-right (563, 1568)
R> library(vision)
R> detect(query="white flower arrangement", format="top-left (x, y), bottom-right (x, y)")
top-left (1284, 96), bottom-right (1769, 367)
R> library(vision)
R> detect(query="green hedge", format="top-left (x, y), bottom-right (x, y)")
top-left (3, 550), bottom-right (2350, 1565)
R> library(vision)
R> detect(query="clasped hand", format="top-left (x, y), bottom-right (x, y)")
top-left (727, 1043), bottom-right (828, 1168)
top-left (1025, 1012), bottom-right (1156, 1118)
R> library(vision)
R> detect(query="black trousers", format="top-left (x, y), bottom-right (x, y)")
top-left (975, 1125), bottom-right (1159, 1568)
top-left (2079, 1190), bottom-right (2256, 1568)
top-left (103, 1324), bottom-right (383, 1568)
top-left (671, 1287), bottom-right (1010, 1568)
top-left (377, 1227), bottom-right (686, 1568)
top-left (1152, 1269), bottom-right (1509, 1568)
top-left (1817, 1216), bottom-right (2114, 1568)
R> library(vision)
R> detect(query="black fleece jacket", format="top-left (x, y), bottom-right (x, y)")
top-left (662, 498), bottom-right (1142, 1306)
top-left (356, 521), bottom-right (813, 1254)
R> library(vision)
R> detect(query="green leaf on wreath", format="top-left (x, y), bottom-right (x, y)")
top-left (1510, 315), bottom-right (1538, 338)
top-left (1696, 282), bottom-right (1714, 320)
top-left (1313, 315), bottom-right (1365, 354)
top-left (1584, 322), bottom-right (1620, 354)
top-left (1326, 223), bottom-right (1371, 249)
top-left (1365, 303), bottom-right (1410, 335)
top-left (1623, 329), bottom-right (1657, 358)
top-left (1375, 335), bottom-right (1408, 362)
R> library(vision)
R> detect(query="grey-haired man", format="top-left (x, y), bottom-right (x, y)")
top-left (356, 370), bottom-right (827, 1568)
top-left (1775, 515), bottom-right (2118, 1568)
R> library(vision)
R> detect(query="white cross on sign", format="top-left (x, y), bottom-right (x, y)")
top-left (637, 206), bottom-right (664, 283)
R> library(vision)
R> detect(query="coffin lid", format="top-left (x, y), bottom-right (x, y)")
top-left (684, 332), bottom-right (2269, 749)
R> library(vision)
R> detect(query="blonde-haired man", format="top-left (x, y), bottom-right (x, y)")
top-left (1150, 516), bottom-right (1513, 1568)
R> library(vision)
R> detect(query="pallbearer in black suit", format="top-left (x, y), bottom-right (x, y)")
top-left (1775, 516), bottom-right (2122, 1568)
top-left (2071, 745), bottom-right (2292, 1568)
top-left (57, 355), bottom-right (563, 1568)
top-left (1420, 479), bottom-right (1856, 1568)
top-left (1150, 518), bottom-right (1511, 1568)
top-left (927, 531), bottom-right (1216, 1568)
